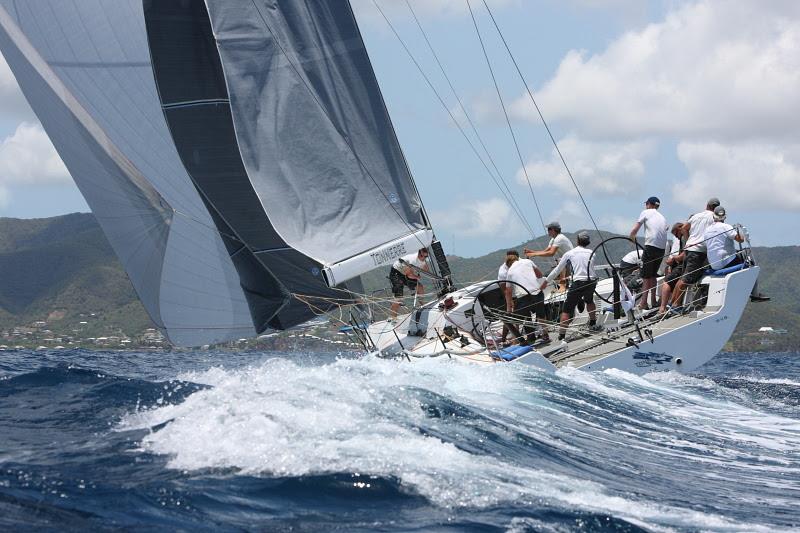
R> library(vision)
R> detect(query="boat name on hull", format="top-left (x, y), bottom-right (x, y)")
top-left (632, 351), bottom-right (673, 367)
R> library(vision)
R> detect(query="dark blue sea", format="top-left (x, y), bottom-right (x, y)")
top-left (1, 349), bottom-right (799, 532)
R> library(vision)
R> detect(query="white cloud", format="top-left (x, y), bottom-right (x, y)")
top-left (519, 135), bottom-right (655, 197)
top-left (0, 122), bottom-right (70, 194)
top-left (430, 196), bottom-right (525, 238)
top-left (514, 1), bottom-right (800, 141)
top-left (0, 51), bottom-right (35, 121)
top-left (673, 141), bottom-right (800, 211)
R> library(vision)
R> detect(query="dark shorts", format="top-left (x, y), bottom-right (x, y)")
top-left (513, 292), bottom-right (546, 320)
top-left (641, 245), bottom-right (664, 278)
top-left (563, 279), bottom-right (597, 316)
top-left (682, 251), bottom-right (708, 284)
top-left (665, 264), bottom-right (684, 289)
top-left (390, 268), bottom-right (418, 297)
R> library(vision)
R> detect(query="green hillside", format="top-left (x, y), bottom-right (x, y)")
top-left (0, 214), bottom-right (796, 351)
top-left (0, 213), bottom-right (152, 344)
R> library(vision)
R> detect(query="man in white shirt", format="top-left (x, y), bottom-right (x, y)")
top-left (670, 197), bottom-right (720, 310)
top-left (505, 254), bottom-right (549, 344)
top-left (389, 247), bottom-right (429, 319)
top-left (540, 232), bottom-right (601, 340)
top-left (496, 250), bottom-right (519, 344)
top-left (524, 221), bottom-right (573, 291)
top-left (702, 206), bottom-right (769, 302)
top-left (629, 196), bottom-right (668, 310)
top-left (704, 206), bottom-right (745, 270)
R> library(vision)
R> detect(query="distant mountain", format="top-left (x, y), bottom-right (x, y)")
top-left (0, 213), bottom-right (151, 341)
top-left (0, 214), bottom-right (796, 351)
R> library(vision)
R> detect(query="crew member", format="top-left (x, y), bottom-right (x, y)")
top-left (389, 247), bottom-right (429, 320)
top-left (670, 197), bottom-right (719, 311)
top-left (540, 231), bottom-right (601, 340)
top-left (658, 223), bottom-right (685, 315)
top-left (497, 250), bottom-right (519, 344)
top-left (629, 196), bottom-right (668, 311)
top-left (703, 206), bottom-right (770, 302)
top-left (704, 206), bottom-right (745, 270)
top-left (524, 221), bottom-right (573, 291)
top-left (505, 254), bottom-right (549, 345)
top-left (618, 248), bottom-right (643, 292)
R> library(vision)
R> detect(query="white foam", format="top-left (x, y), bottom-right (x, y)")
top-left (118, 356), bottom-right (790, 530)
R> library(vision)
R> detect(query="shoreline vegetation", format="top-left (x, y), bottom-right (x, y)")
top-left (1, 213), bottom-right (797, 352)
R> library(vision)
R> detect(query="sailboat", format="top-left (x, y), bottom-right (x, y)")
top-left (0, 1), bottom-right (761, 375)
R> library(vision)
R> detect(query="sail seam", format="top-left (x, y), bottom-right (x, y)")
top-left (162, 98), bottom-right (230, 109)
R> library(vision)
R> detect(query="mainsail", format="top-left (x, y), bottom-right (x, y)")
top-left (0, 0), bottom-right (432, 345)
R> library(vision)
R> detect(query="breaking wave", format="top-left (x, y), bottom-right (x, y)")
top-left (117, 354), bottom-right (800, 531)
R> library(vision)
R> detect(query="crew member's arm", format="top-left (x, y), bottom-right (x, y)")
top-left (401, 261), bottom-right (420, 280)
top-left (505, 284), bottom-right (514, 312)
top-left (524, 245), bottom-right (557, 258)
top-left (533, 266), bottom-right (544, 278)
top-left (629, 221), bottom-right (642, 242)
top-left (541, 254), bottom-right (569, 290)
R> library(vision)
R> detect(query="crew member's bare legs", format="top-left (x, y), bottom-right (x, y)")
top-left (658, 283), bottom-right (674, 314)
top-left (640, 277), bottom-right (656, 309)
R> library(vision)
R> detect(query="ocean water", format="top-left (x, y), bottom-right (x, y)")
top-left (1, 349), bottom-right (799, 532)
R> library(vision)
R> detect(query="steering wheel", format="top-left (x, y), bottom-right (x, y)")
top-left (588, 236), bottom-right (646, 305)
top-left (469, 279), bottom-right (534, 344)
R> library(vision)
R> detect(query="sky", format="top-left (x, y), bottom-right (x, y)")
top-left (1, 0), bottom-right (798, 257)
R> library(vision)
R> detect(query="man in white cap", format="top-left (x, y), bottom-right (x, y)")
top-left (525, 221), bottom-right (573, 291)
top-left (629, 196), bottom-right (668, 310)
top-left (703, 206), bottom-right (769, 302)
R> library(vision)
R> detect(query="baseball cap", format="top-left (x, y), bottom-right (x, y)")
top-left (546, 221), bottom-right (561, 231)
top-left (576, 231), bottom-right (590, 244)
top-left (646, 196), bottom-right (660, 207)
top-left (707, 197), bottom-right (721, 208)
top-left (713, 206), bottom-right (727, 221)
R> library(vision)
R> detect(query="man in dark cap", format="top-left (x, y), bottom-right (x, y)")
top-left (629, 196), bottom-right (668, 310)
top-left (525, 221), bottom-right (573, 292)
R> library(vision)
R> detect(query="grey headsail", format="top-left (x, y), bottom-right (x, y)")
top-left (202, 0), bottom-right (433, 286)
top-left (0, 0), bottom-right (273, 345)
top-left (0, 0), bottom-right (433, 342)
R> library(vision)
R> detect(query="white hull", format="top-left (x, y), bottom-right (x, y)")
top-left (361, 266), bottom-right (759, 376)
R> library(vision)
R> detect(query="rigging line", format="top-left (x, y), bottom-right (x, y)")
top-left (479, 0), bottom-right (604, 240)
top-left (247, 1), bottom-right (429, 253)
top-left (370, 0), bottom-right (534, 238)
top-left (403, 0), bottom-right (534, 237)
top-left (465, 0), bottom-right (547, 234)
